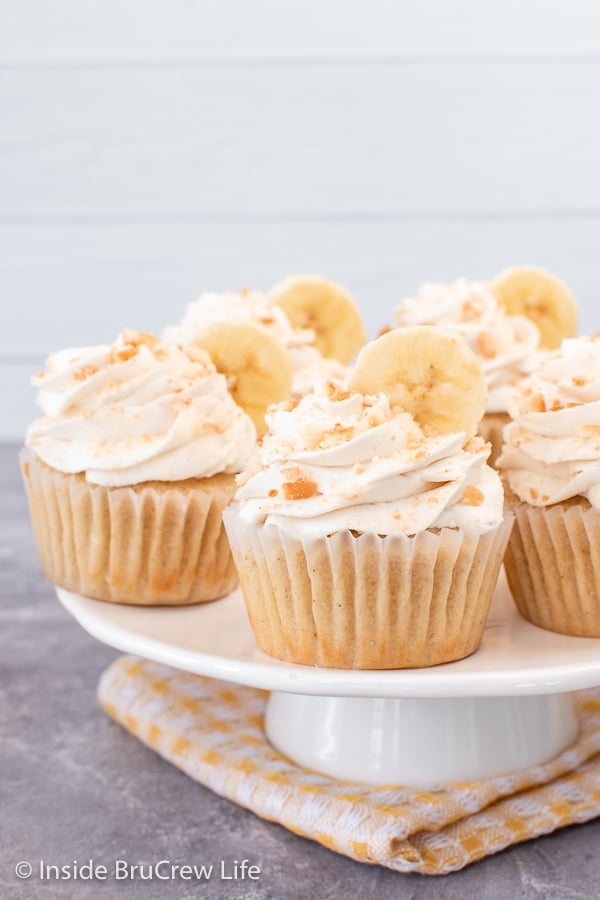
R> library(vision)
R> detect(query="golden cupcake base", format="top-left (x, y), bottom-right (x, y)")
top-left (505, 497), bottom-right (600, 637)
top-left (224, 509), bottom-right (513, 669)
top-left (21, 452), bottom-right (238, 606)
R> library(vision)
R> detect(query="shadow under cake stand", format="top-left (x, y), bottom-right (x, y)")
top-left (56, 572), bottom-right (600, 787)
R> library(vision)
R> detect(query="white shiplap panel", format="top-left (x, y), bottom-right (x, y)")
top-left (2, 63), bottom-right (600, 217)
top-left (3, 0), bottom-right (600, 60)
top-left (1, 219), bottom-right (598, 362)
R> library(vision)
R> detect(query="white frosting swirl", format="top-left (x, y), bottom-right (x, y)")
top-left (164, 289), bottom-right (302, 347)
top-left (235, 380), bottom-right (504, 538)
top-left (394, 279), bottom-right (540, 413)
top-left (26, 329), bottom-right (256, 486)
top-left (498, 336), bottom-right (600, 508)
top-left (287, 345), bottom-right (347, 396)
top-left (164, 290), bottom-right (347, 397)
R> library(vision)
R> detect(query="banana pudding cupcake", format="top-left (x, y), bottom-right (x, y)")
top-left (22, 329), bottom-right (256, 605)
top-left (224, 326), bottom-right (511, 669)
top-left (499, 335), bottom-right (600, 637)
top-left (394, 267), bottom-right (577, 464)
top-left (491, 266), bottom-right (578, 351)
top-left (164, 277), bottom-right (363, 428)
top-left (269, 274), bottom-right (366, 368)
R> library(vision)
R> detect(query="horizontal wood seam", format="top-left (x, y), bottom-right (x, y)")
top-left (2, 52), bottom-right (600, 69)
top-left (2, 210), bottom-right (600, 225)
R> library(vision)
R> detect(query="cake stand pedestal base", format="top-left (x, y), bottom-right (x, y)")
top-left (56, 583), bottom-right (600, 787)
top-left (265, 691), bottom-right (579, 785)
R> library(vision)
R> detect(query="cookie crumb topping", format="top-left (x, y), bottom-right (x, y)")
top-left (460, 485), bottom-right (485, 506)
top-left (282, 477), bottom-right (319, 500)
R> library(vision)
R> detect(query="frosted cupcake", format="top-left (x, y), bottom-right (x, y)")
top-left (22, 329), bottom-right (256, 605)
top-left (498, 335), bottom-right (600, 637)
top-left (164, 279), bottom-right (361, 425)
top-left (394, 268), bottom-right (577, 464)
top-left (224, 326), bottom-right (511, 669)
top-left (395, 279), bottom-right (540, 464)
top-left (269, 274), bottom-right (366, 372)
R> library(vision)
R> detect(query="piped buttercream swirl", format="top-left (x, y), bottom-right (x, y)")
top-left (394, 279), bottom-right (540, 413)
top-left (235, 380), bottom-right (504, 538)
top-left (498, 336), bottom-right (600, 507)
top-left (26, 329), bottom-right (256, 486)
top-left (164, 290), bottom-right (347, 397)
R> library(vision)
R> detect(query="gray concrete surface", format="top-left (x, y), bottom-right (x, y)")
top-left (2, 443), bottom-right (600, 899)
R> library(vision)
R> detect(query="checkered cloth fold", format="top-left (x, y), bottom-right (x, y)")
top-left (98, 655), bottom-right (600, 875)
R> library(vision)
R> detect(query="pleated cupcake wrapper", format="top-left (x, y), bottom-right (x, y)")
top-left (21, 450), bottom-right (238, 605)
top-left (98, 655), bottom-right (600, 876)
top-left (505, 501), bottom-right (600, 637)
top-left (223, 510), bottom-right (513, 668)
top-left (479, 412), bottom-right (510, 468)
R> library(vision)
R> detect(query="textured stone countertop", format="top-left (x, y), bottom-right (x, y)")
top-left (3, 443), bottom-right (600, 899)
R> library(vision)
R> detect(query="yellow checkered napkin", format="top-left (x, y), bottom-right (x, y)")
top-left (98, 656), bottom-right (600, 876)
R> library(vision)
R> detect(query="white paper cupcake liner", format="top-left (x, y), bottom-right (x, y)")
top-left (223, 507), bottom-right (513, 669)
top-left (21, 450), bottom-right (238, 605)
top-left (504, 499), bottom-right (600, 637)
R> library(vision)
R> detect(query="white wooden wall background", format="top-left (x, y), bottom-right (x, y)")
top-left (2, 1), bottom-right (600, 438)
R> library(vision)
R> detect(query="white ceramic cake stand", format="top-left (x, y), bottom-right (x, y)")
top-left (56, 572), bottom-right (600, 787)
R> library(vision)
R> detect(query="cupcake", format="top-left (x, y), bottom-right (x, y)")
top-left (164, 289), bottom-right (296, 421)
top-left (269, 274), bottom-right (366, 372)
top-left (165, 277), bottom-right (364, 412)
top-left (22, 329), bottom-right (256, 605)
top-left (498, 335), bottom-right (600, 637)
top-left (394, 267), bottom-right (577, 464)
top-left (224, 326), bottom-right (511, 669)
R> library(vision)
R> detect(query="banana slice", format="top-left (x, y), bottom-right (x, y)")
top-left (348, 326), bottom-right (487, 438)
top-left (270, 274), bottom-right (366, 364)
top-left (192, 322), bottom-right (292, 436)
top-left (491, 266), bottom-right (577, 349)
